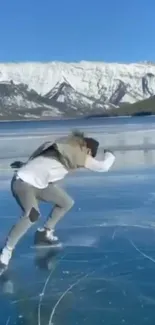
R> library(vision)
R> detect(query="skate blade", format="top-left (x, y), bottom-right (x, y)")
top-left (30, 242), bottom-right (63, 249)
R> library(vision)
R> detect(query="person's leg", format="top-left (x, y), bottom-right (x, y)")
top-left (41, 183), bottom-right (74, 230)
top-left (6, 178), bottom-right (39, 249)
top-left (34, 183), bottom-right (74, 245)
top-left (0, 178), bottom-right (39, 266)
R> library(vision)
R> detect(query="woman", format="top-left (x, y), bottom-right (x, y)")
top-left (0, 130), bottom-right (115, 268)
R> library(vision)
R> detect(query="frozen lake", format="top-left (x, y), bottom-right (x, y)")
top-left (0, 116), bottom-right (155, 325)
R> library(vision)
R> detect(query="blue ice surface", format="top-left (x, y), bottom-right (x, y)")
top-left (0, 117), bottom-right (155, 325)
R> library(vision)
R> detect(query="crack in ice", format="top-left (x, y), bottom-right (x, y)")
top-left (130, 239), bottom-right (155, 263)
top-left (5, 317), bottom-right (10, 325)
top-left (48, 271), bottom-right (94, 325)
top-left (38, 253), bottom-right (67, 325)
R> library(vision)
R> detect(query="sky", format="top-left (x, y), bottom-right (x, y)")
top-left (0, 0), bottom-right (155, 63)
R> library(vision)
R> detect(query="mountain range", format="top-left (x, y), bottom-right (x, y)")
top-left (0, 61), bottom-right (155, 119)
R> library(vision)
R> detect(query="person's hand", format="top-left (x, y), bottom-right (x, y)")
top-left (10, 161), bottom-right (25, 169)
top-left (104, 149), bottom-right (113, 155)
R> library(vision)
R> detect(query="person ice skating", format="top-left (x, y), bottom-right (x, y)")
top-left (0, 130), bottom-right (115, 269)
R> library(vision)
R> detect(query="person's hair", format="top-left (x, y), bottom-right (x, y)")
top-left (71, 129), bottom-right (85, 139)
top-left (84, 137), bottom-right (99, 157)
top-left (70, 130), bottom-right (99, 157)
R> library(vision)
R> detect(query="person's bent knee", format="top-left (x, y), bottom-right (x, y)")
top-left (69, 198), bottom-right (74, 209)
top-left (64, 197), bottom-right (74, 212)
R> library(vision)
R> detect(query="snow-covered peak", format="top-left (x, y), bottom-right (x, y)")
top-left (0, 61), bottom-right (155, 101)
top-left (45, 78), bottom-right (74, 100)
top-left (0, 80), bottom-right (62, 120)
top-left (0, 61), bottom-right (155, 119)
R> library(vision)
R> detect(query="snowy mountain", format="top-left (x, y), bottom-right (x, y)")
top-left (0, 81), bottom-right (62, 119)
top-left (0, 61), bottom-right (155, 119)
top-left (45, 77), bottom-right (97, 115)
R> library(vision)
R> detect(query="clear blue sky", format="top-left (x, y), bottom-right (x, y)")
top-left (0, 0), bottom-right (155, 63)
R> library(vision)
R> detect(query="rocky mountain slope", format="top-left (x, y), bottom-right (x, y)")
top-left (0, 61), bottom-right (155, 119)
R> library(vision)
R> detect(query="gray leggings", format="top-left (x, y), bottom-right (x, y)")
top-left (6, 177), bottom-right (74, 249)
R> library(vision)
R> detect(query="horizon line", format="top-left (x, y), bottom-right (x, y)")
top-left (0, 60), bottom-right (154, 65)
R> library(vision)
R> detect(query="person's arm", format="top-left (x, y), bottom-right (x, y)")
top-left (10, 141), bottom-right (53, 170)
top-left (85, 150), bottom-right (115, 172)
top-left (29, 141), bottom-right (52, 160)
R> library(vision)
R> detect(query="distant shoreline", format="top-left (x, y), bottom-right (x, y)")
top-left (0, 112), bottom-right (154, 123)
top-left (0, 116), bottom-right (80, 123)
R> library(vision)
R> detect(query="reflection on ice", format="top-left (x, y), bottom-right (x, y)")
top-left (64, 234), bottom-right (98, 247)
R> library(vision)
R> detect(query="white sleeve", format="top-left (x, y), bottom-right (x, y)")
top-left (84, 151), bottom-right (115, 172)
